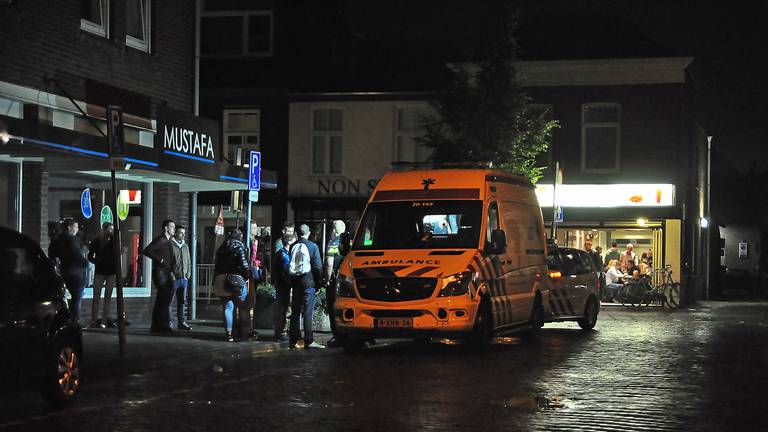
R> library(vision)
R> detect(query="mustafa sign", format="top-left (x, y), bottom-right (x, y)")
top-left (155, 107), bottom-right (220, 179)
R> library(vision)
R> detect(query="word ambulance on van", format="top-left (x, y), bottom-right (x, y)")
top-left (333, 163), bottom-right (599, 349)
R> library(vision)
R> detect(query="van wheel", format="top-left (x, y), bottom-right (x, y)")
top-left (521, 296), bottom-right (544, 342)
top-left (468, 297), bottom-right (493, 349)
top-left (578, 297), bottom-right (599, 330)
top-left (41, 337), bottom-right (81, 405)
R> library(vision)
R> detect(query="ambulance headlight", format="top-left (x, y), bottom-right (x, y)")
top-left (438, 271), bottom-right (473, 297)
top-left (336, 273), bottom-right (356, 298)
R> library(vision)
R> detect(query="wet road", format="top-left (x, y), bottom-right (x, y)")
top-left (2, 302), bottom-right (767, 431)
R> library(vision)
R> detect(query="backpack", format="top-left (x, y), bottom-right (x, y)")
top-left (288, 241), bottom-right (311, 276)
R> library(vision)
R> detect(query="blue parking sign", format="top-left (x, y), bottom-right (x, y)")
top-left (81, 188), bottom-right (92, 219)
top-left (249, 151), bottom-right (261, 191)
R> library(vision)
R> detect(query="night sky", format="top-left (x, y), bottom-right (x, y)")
top-left (343, 0), bottom-right (768, 173)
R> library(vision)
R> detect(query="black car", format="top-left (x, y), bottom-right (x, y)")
top-left (0, 227), bottom-right (83, 405)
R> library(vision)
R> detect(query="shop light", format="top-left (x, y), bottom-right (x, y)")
top-left (637, 217), bottom-right (647, 226)
top-left (0, 131), bottom-right (9, 144)
top-left (700, 217), bottom-right (709, 228)
top-left (535, 184), bottom-right (675, 207)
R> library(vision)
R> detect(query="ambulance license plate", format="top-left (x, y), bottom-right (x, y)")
top-left (376, 318), bottom-right (413, 328)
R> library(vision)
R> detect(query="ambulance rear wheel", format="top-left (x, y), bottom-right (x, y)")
top-left (521, 296), bottom-right (544, 342)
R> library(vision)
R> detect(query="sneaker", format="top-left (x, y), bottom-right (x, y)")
top-left (178, 322), bottom-right (192, 331)
top-left (226, 332), bottom-right (234, 342)
top-left (106, 319), bottom-right (117, 328)
top-left (288, 342), bottom-right (300, 349)
top-left (305, 342), bottom-right (326, 350)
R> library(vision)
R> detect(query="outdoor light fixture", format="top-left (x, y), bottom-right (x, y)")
top-left (637, 217), bottom-right (647, 226)
top-left (0, 131), bottom-right (9, 144)
top-left (700, 217), bottom-right (709, 228)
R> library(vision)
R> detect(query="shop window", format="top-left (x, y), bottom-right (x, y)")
top-left (223, 109), bottom-right (260, 166)
top-left (201, 11), bottom-right (273, 57)
top-left (0, 97), bottom-right (23, 119)
top-left (395, 106), bottom-right (431, 162)
top-left (81, 0), bottom-right (110, 38)
top-left (311, 109), bottom-right (343, 175)
top-left (126, 0), bottom-right (151, 52)
top-left (581, 103), bottom-right (620, 173)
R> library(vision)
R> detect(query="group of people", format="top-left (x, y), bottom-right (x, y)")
top-left (211, 219), bottom-right (347, 348)
top-left (584, 241), bottom-right (654, 301)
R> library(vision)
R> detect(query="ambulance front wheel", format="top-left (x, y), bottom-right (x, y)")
top-left (468, 296), bottom-right (493, 348)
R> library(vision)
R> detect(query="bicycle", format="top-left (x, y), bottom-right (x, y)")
top-left (641, 265), bottom-right (681, 309)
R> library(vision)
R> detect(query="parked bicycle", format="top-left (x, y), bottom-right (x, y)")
top-left (615, 264), bottom-right (680, 309)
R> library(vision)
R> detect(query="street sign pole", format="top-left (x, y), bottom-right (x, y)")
top-left (107, 105), bottom-right (127, 356)
top-left (246, 151), bottom-right (261, 255)
top-left (551, 161), bottom-right (560, 242)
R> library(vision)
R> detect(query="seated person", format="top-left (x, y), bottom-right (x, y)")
top-left (639, 252), bottom-right (651, 275)
top-left (604, 259), bottom-right (625, 301)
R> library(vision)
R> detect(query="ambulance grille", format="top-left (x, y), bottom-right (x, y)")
top-left (356, 278), bottom-right (437, 302)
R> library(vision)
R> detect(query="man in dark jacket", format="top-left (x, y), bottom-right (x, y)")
top-left (288, 224), bottom-right (325, 349)
top-left (273, 231), bottom-right (295, 341)
top-left (143, 219), bottom-right (176, 333)
top-left (50, 218), bottom-right (88, 320)
top-left (88, 222), bottom-right (116, 328)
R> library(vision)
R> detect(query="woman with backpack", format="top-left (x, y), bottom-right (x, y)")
top-left (213, 228), bottom-right (254, 342)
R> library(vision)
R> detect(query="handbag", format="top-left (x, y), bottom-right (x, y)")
top-left (225, 274), bottom-right (246, 294)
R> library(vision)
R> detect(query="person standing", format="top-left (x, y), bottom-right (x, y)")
top-left (288, 224), bottom-right (325, 349)
top-left (324, 220), bottom-right (346, 347)
top-left (604, 242), bottom-right (621, 266)
top-left (584, 240), bottom-right (601, 270)
top-left (273, 231), bottom-right (295, 341)
top-left (88, 222), bottom-right (116, 328)
top-left (171, 225), bottom-right (192, 331)
top-left (213, 228), bottom-right (252, 342)
top-left (620, 243), bottom-right (637, 269)
top-left (273, 221), bottom-right (295, 255)
top-left (50, 218), bottom-right (88, 321)
top-left (143, 219), bottom-right (176, 333)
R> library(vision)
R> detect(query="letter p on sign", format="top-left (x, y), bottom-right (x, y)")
top-left (107, 105), bottom-right (125, 156)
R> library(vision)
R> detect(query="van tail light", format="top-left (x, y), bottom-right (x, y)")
top-left (548, 270), bottom-right (562, 279)
top-left (535, 273), bottom-right (541, 282)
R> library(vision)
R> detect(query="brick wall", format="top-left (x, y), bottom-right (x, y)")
top-left (0, 1), bottom-right (195, 113)
top-left (21, 161), bottom-right (48, 245)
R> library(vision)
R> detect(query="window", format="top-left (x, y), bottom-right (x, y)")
top-left (0, 97), bottom-right (22, 119)
top-left (486, 202), bottom-right (499, 245)
top-left (201, 11), bottom-right (273, 57)
top-left (223, 109), bottom-right (260, 166)
top-left (80, 0), bottom-right (110, 38)
top-left (581, 103), bottom-right (620, 173)
top-left (395, 106), bottom-right (431, 162)
top-left (126, 0), bottom-right (151, 52)
top-left (311, 109), bottom-right (343, 175)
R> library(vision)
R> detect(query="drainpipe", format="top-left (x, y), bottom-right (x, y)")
top-left (705, 136), bottom-right (712, 299)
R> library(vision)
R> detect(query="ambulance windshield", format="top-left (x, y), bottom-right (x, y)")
top-left (353, 200), bottom-right (483, 250)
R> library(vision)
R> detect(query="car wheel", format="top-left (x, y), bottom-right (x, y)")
top-left (578, 297), bottom-right (599, 330)
top-left (521, 296), bottom-right (544, 342)
top-left (468, 297), bottom-right (493, 349)
top-left (41, 337), bottom-right (81, 405)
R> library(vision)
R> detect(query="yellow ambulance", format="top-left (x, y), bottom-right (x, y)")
top-left (334, 165), bottom-right (553, 350)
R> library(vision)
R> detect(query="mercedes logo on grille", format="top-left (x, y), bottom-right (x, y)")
top-left (384, 281), bottom-right (402, 297)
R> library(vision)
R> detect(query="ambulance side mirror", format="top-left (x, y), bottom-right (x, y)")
top-left (488, 229), bottom-right (507, 255)
top-left (338, 232), bottom-right (351, 257)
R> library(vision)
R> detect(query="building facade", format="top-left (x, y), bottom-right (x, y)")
top-left (0, 1), bottom-right (272, 322)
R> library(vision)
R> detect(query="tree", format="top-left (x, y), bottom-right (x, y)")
top-left (417, 5), bottom-right (557, 183)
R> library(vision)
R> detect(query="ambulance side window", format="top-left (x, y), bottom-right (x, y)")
top-left (486, 202), bottom-right (499, 245)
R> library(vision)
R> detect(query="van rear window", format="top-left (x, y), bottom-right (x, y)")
top-left (354, 200), bottom-right (483, 250)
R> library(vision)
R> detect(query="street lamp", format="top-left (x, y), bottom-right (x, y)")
top-left (700, 217), bottom-right (709, 229)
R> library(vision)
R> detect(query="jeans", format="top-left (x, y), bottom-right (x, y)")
top-left (274, 282), bottom-right (291, 337)
top-left (289, 286), bottom-right (316, 345)
top-left (173, 277), bottom-right (189, 322)
top-left (222, 286), bottom-right (249, 333)
top-left (63, 269), bottom-right (86, 320)
top-left (91, 273), bottom-right (116, 322)
top-left (605, 283), bottom-right (623, 301)
top-left (151, 271), bottom-right (175, 329)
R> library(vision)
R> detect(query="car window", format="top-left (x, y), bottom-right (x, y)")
top-left (578, 251), bottom-right (594, 274)
top-left (561, 250), bottom-right (584, 276)
top-left (0, 237), bottom-right (48, 303)
top-left (546, 251), bottom-right (561, 270)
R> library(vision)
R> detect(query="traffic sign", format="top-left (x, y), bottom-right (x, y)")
top-left (81, 188), bottom-right (92, 219)
top-left (107, 106), bottom-right (125, 156)
top-left (100, 205), bottom-right (113, 226)
top-left (249, 151), bottom-right (261, 191)
top-left (555, 206), bottom-right (564, 223)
